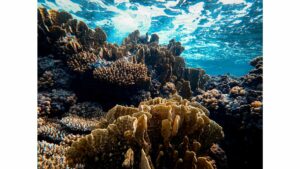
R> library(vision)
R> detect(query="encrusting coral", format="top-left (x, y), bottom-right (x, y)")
top-left (66, 95), bottom-right (224, 169)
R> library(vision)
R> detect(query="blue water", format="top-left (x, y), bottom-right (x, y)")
top-left (38, 0), bottom-right (262, 76)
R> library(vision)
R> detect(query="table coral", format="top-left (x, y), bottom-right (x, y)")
top-left (66, 95), bottom-right (224, 169)
top-left (60, 115), bottom-right (98, 132)
top-left (38, 120), bottom-right (66, 143)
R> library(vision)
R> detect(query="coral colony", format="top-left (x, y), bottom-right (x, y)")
top-left (38, 8), bottom-right (262, 169)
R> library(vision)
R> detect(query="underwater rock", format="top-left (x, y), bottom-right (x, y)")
top-left (149, 33), bottom-right (159, 44)
top-left (175, 80), bottom-right (193, 99)
top-left (241, 57), bottom-right (263, 90)
top-left (167, 39), bottom-right (185, 57)
top-left (66, 95), bottom-right (224, 169)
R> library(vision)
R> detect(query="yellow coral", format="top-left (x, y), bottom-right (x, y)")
top-left (66, 95), bottom-right (223, 168)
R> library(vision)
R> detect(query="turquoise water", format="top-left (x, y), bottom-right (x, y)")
top-left (38, 0), bottom-right (262, 76)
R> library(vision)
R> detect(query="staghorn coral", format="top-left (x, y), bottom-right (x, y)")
top-left (38, 140), bottom-right (84, 169)
top-left (66, 95), bottom-right (224, 168)
top-left (60, 115), bottom-right (98, 132)
top-left (68, 102), bottom-right (104, 118)
top-left (93, 60), bottom-right (150, 87)
top-left (38, 89), bottom-right (77, 117)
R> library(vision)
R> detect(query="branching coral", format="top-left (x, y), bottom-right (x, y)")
top-left (93, 60), bottom-right (150, 87)
top-left (38, 120), bottom-right (66, 143)
top-left (67, 51), bottom-right (98, 73)
top-left (60, 134), bottom-right (83, 147)
top-left (66, 95), bottom-right (224, 168)
top-left (60, 115), bottom-right (98, 132)
top-left (38, 141), bottom-right (84, 169)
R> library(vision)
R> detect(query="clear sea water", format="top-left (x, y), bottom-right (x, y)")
top-left (38, 0), bottom-right (262, 76)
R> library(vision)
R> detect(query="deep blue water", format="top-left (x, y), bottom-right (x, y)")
top-left (38, 0), bottom-right (262, 76)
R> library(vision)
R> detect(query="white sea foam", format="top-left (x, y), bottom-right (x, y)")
top-left (55, 0), bottom-right (82, 12)
top-left (219, 0), bottom-right (245, 5)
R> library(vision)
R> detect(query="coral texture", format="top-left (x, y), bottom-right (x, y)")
top-left (93, 60), bottom-right (150, 87)
top-left (66, 95), bottom-right (224, 169)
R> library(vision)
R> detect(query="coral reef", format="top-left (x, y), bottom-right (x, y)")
top-left (37, 8), bottom-right (262, 169)
top-left (192, 57), bottom-right (263, 169)
top-left (66, 95), bottom-right (224, 169)
top-left (93, 60), bottom-right (150, 87)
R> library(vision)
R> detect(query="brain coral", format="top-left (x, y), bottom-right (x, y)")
top-left (66, 95), bottom-right (224, 169)
top-left (93, 60), bottom-right (150, 87)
